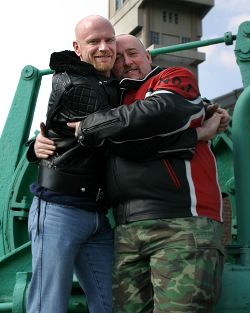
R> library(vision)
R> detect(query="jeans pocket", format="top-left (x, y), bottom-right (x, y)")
top-left (28, 197), bottom-right (39, 239)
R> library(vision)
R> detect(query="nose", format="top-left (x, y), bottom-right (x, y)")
top-left (123, 54), bottom-right (133, 66)
top-left (98, 40), bottom-right (108, 51)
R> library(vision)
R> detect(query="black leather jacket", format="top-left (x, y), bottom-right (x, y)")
top-left (30, 50), bottom-right (120, 197)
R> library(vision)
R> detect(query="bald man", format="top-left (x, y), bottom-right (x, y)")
top-left (26, 15), bottom-right (119, 313)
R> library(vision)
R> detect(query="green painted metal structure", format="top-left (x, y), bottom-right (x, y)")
top-left (0, 21), bottom-right (250, 312)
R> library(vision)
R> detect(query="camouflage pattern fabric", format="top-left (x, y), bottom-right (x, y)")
top-left (112, 217), bottom-right (225, 313)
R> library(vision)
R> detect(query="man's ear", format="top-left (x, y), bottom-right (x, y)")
top-left (73, 41), bottom-right (81, 56)
top-left (146, 50), bottom-right (152, 65)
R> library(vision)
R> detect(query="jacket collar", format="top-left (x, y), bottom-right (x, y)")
top-left (49, 50), bottom-right (117, 83)
top-left (119, 66), bottom-right (163, 90)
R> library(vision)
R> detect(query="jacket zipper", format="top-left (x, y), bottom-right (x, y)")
top-left (162, 159), bottom-right (181, 189)
top-left (119, 88), bottom-right (126, 106)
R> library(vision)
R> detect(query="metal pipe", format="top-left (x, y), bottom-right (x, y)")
top-left (39, 68), bottom-right (53, 76)
top-left (232, 86), bottom-right (250, 249)
top-left (150, 32), bottom-right (236, 56)
top-left (0, 302), bottom-right (12, 312)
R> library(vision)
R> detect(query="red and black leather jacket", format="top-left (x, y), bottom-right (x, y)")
top-left (77, 66), bottom-right (223, 224)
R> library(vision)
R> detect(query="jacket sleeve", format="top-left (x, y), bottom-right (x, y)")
top-left (25, 138), bottom-right (40, 164)
top-left (106, 128), bottom-right (198, 161)
top-left (77, 67), bottom-right (205, 157)
top-left (77, 92), bottom-right (204, 146)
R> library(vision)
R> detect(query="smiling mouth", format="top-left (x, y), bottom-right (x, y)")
top-left (95, 56), bottom-right (112, 63)
top-left (125, 68), bottom-right (138, 74)
top-left (95, 55), bottom-right (112, 59)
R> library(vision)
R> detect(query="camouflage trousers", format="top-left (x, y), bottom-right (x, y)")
top-left (112, 217), bottom-right (225, 313)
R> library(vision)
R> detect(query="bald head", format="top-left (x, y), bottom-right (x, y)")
top-left (73, 15), bottom-right (116, 77)
top-left (113, 34), bottom-right (152, 80)
top-left (116, 34), bottom-right (146, 52)
top-left (75, 15), bottom-right (115, 42)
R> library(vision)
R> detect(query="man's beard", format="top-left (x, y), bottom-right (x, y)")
top-left (92, 54), bottom-right (114, 74)
top-left (94, 63), bottom-right (113, 73)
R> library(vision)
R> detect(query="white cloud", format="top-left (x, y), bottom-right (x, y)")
top-left (215, 0), bottom-right (250, 13)
top-left (199, 43), bottom-right (217, 58)
top-left (228, 14), bottom-right (250, 32)
top-left (218, 50), bottom-right (238, 69)
top-left (199, 42), bottom-right (236, 66)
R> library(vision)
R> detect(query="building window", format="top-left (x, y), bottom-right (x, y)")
top-left (181, 37), bottom-right (191, 43)
top-left (150, 31), bottom-right (160, 45)
top-left (115, 0), bottom-right (123, 10)
top-left (168, 12), bottom-right (173, 23)
top-left (166, 12), bottom-right (179, 24)
top-left (163, 11), bottom-right (167, 22)
top-left (174, 13), bottom-right (179, 24)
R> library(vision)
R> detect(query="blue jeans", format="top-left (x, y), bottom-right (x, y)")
top-left (27, 197), bottom-right (114, 313)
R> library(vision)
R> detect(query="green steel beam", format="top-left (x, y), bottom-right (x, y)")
top-left (0, 66), bottom-right (41, 256)
top-left (215, 22), bottom-right (250, 311)
top-left (0, 66), bottom-right (52, 256)
top-left (0, 303), bottom-right (12, 312)
top-left (232, 86), bottom-right (250, 248)
top-left (150, 32), bottom-right (236, 56)
top-left (0, 242), bottom-right (31, 305)
top-left (235, 21), bottom-right (250, 88)
top-left (232, 21), bottom-right (250, 247)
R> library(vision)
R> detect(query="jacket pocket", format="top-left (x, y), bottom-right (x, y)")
top-left (162, 159), bottom-right (181, 189)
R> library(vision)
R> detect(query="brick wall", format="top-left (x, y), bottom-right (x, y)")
top-left (222, 197), bottom-right (232, 245)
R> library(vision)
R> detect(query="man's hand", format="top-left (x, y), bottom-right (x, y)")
top-left (67, 121), bottom-right (80, 137)
top-left (197, 113), bottom-right (222, 141)
top-left (206, 102), bottom-right (230, 133)
top-left (35, 122), bottom-right (56, 159)
top-left (216, 107), bottom-right (230, 133)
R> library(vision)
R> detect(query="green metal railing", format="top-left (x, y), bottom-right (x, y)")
top-left (150, 32), bottom-right (236, 56)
